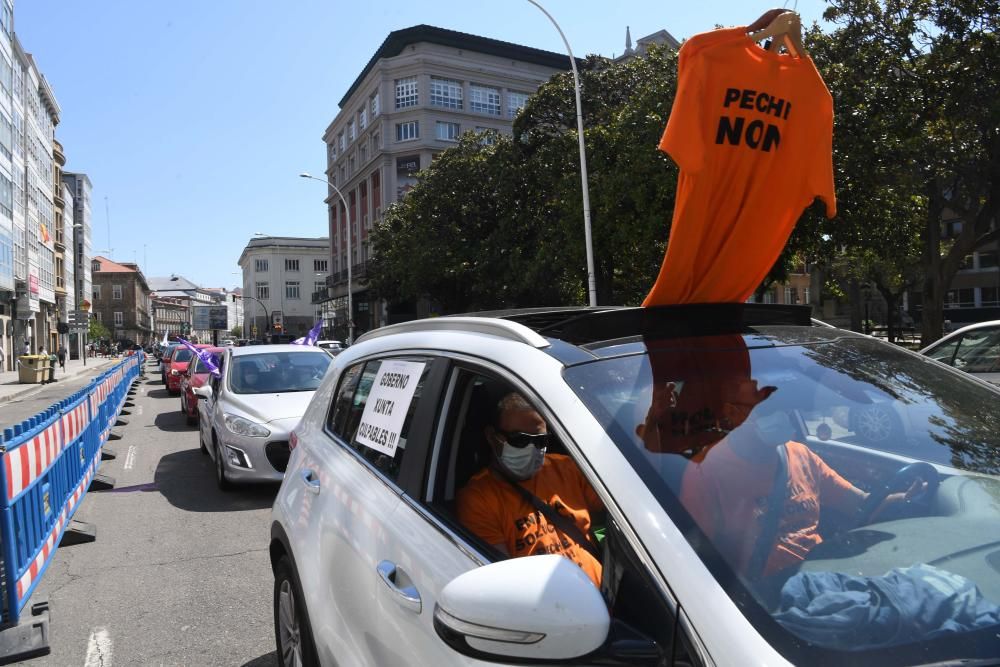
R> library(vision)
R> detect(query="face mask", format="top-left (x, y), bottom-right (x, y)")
top-left (499, 442), bottom-right (546, 480)
top-left (752, 410), bottom-right (794, 444)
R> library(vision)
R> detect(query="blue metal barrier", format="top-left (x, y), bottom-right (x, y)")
top-left (0, 351), bottom-right (145, 628)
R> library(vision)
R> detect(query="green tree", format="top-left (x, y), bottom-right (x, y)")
top-left (368, 46), bottom-right (682, 311)
top-left (819, 0), bottom-right (1000, 345)
top-left (89, 317), bottom-right (110, 341)
top-left (230, 325), bottom-right (242, 338)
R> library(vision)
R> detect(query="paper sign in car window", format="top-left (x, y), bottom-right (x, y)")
top-left (355, 360), bottom-right (426, 457)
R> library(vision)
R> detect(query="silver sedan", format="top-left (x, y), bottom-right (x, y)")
top-left (195, 344), bottom-right (331, 490)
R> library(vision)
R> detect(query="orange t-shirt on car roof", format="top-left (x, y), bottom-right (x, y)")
top-left (644, 27), bottom-right (837, 306)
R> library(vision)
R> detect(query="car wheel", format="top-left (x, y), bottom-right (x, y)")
top-left (849, 403), bottom-right (902, 445)
top-left (274, 556), bottom-right (319, 667)
top-left (214, 437), bottom-right (232, 491)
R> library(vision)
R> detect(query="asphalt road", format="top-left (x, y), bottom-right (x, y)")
top-left (24, 359), bottom-right (281, 667)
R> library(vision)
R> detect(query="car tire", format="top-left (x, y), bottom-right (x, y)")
top-left (274, 556), bottom-right (319, 667)
top-left (214, 437), bottom-right (232, 491)
top-left (849, 403), bottom-right (903, 445)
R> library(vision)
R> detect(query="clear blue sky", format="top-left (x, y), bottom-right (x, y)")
top-left (16, 0), bottom-right (830, 289)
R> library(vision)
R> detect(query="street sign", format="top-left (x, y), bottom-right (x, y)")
top-left (69, 310), bottom-right (90, 323)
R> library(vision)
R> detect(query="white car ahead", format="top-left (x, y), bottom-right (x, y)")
top-left (269, 305), bottom-right (1000, 667)
top-left (194, 344), bottom-right (332, 489)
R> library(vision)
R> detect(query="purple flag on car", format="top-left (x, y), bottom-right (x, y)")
top-left (292, 320), bottom-right (323, 346)
top-left (178, 337), bottom-right (221, 378)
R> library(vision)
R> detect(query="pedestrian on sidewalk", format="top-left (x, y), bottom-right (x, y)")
top-left (57, 344), bottom-right (67, 372)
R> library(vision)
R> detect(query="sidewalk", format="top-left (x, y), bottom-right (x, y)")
top-left (0, 356), bottom-right (120, 405)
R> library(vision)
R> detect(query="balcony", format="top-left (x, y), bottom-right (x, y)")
top-left (325, 263), bottom-right (368, 287)
top-left (311, 288), bottom-right (331, 304)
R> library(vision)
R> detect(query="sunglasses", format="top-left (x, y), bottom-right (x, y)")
top-left (498, 430), bottom-right (549, 449)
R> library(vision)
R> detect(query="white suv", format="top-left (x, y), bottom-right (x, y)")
top-left (269, 305), bottom-right (1000, 667)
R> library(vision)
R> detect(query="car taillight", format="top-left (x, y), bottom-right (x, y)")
top-left (289, 431), bottom-right (298, 451)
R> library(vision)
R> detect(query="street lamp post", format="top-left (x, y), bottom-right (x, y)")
top-left (525, 0), bottom-right (597, 307)
top-left (299, 173), bottom-right (354, 344)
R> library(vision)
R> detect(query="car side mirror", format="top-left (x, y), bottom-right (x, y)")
top-left (193, 385), bottom-right (213, 399)
top-left (433, 555), bottom-right (609, 662)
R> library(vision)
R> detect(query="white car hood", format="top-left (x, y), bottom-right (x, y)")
top-left (223, 390), bottom-right (315, 424)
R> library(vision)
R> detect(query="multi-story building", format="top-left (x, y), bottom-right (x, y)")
top-left (52, 138), bottom-right (72, 352)
top-left (0, 0), bottom-right (15, 368)
top-left (62, 171), bottom-right (92, 358)
top-left (238, 236), bottom-right (329, 339)
top-left (148, 274), bottom-right (220, 342)
top-left (9, 39), bottom-right (61, 355)
top-left (90, 256), bottom-right (152, 346)
top-left (314, 25), bottom-right (573, 337)
top-left (151, 295), bottom-right (188, 341)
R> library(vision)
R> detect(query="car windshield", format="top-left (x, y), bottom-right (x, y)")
top-left (229, 351), bottom-right (331, 394)
top-left (172, 349), bottom-right (193, 363)
top-left (564, 328), bottom-right (1000, 666)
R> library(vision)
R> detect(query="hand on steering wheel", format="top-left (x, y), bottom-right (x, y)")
top-left (857, 461), bottom-right (939, 525)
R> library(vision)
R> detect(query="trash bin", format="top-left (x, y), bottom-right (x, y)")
top-left (17, 355), bottom-right (47, 384)
top-left (47, 354), bottom-right (58, 382)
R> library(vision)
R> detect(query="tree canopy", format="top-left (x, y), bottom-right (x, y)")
top-left (369, 3), bottom-right (999, 338)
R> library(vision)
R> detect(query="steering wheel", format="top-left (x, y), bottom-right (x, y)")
top-left (857, 461), bottom-right (940, 525)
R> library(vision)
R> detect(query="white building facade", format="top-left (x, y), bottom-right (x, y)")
top-left (63, 171), bottom-right (92, 358)
top-left (238, 236), bottom-right (329, 340)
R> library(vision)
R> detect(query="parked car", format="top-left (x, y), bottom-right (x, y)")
top-left (194, 345), bottom-right (332, 490)
top-left (920, 319), bottom-right (1000, 385)
top-left (269, 305), bottom-right (1000, 667)
top-left (165, 344), bottom-right (211, 395)
top-left (159, 343), bottom-right (180, 383)
top-left (180, 346), bottom-right (225, 425)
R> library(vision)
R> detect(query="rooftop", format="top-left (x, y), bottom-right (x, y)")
top-left (338, 24), bottom-right (574, 108)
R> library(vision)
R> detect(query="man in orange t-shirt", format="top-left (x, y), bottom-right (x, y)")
top-left (644, 26), bottom-right (837, 306)
top-left (679, 376), bottom-right (920, 578)
top-left (457, 393), bottom-right (604, 588)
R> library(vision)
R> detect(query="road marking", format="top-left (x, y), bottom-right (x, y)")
top-left (137, 405), bottom-right (144, 415)
top-left (123, 446), bottom-right (137, 470)
top-left (84, 627), bottom-right (112, 667)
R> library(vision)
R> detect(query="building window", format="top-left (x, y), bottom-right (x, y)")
top-left (348, 120), bottom-right (356, 142)
top-left (256, 282), bottom-right (269, 300)
top-left (314, 259), bottom-right (328, 272)
top-left (285, 258), bottom-right (300, 272)
top-left (371, 92), bottom-right (380, 117)
top-left (469, 84), bottom-right (501, 115)
top-left (507, 91), bottom-right (529, 117)
top-left (977, 251), bottom-right (998, 269)
top-left (359, 107), bottom-right (367, 130)
top-left (803, 287), bottom-right (811, 304)
top-left (338, 132), bottom-right (345, 153)
top-left (372, 132), bottom-right (381, 150)
top-left (93, 284), bottom-right (101, 300)
top-left (95, 312), bottom-right (102, 322)
top-left (436, 121), bottom-right (460, 141)
top-left (92, 259), bottom-right (101, 273)
top-left (112, 284), bottom-right (123, 300)
top-left (430, 77), bottom-right (463, 109)
top-left (982, 286), bottom-right (999, 307)
top-left (396, 121), bottom-right (419, 142)
top-left (395, 76), bottom-right (418, 109)
top-left (328, 143), bottom-right (336, 162)
top-left (286, 281), bottom-right (300, 300)
top-left (255, 258), bottom-right (268, 272)
top-left (784, 286), bottom-right (798, 304)
top-left (314, 281), bottom-right (325, 294)
top-left (114, 312), bottom-right (123, 327)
